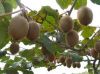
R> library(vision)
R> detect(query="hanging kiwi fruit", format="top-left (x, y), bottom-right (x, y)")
top-left (8, 15), bottom-right (29, 41)
top-left (27, 21), bottom-right (40, 41)
top-left (66, 30), bottom-right (79, 47)
top-left (77, 6), bottom-right (93, 26)
top-left (10, 42), bottom-right (19, 55)
top-left (59, 15), bottom-right (74, 33)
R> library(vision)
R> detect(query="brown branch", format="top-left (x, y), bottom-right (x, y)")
top-left (0, 8), bottom-right (24, 17)
top-left (68, 0), bottom-right (77, 15)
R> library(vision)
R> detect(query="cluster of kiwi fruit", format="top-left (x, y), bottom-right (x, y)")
top-left (59, 6), bottom-right (93, 47)
top-left (8, 15), bottom-right (40, 54)
top-left (89, 40), bottom-right (100, 59)
top-left (58, 55), bottom-right (81, 68)
top-left (59, 15), bottom-right (79, 47)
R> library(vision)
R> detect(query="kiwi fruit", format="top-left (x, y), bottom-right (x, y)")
top-left (65, 57), bottom-right (72, 68)
top-left (77, 6), bottom-right (93, 26)
top-left (47, 54), bottom-right (55, 62)
top-left (27, 21), bottom-right (40, 41)
top-left (58, 56), bottom-right (66, 64)
top-left (76, 62), bottom-right (81, 68)
top-left (66, 30), bottom-right (79, 47)
top-left (94, 41), bottom-right (100, 53)
top-left (90, 48), bottom-right (98, 58)
top-left (10, 42), bottom-right (19, 55)
top-left (59, 15), bottom-right (73, 33)
top-left (8, 15), bottom-right (29, 40)
top-left (72, 62), bottom-right (77, 68)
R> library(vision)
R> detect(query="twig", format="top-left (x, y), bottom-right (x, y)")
top-left (93, 59), bottom-right (98, 74)
top-left (81, 28), bottom-right (100, 50)
top-left (68, 0), bottom-right (77, 15)
top-left (0, 8), bottom-right (24, 17)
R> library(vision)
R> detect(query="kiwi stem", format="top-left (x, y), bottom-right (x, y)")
top-left (0, 8), bottom-right (24, 17)
top-left (68, 0), bottom-right (77, 16)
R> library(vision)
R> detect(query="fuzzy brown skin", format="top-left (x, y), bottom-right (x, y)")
top-left (76, 62), bottom-right (81, 68)
top-left (72, 62), bottom-right (77, 68)
top-left (90, 48), bottom-right (98, 58)
top-left (8, 15), bottom-right (29, 40)
top-left (66, 30), bottom-right (79, 47)
top-left (10, 42), bottom-right (19, 55)
top-left (59, 15), bottom-right (74, 33)
top-left (27, 21), bottom-right (40, 41)
top-left (65, 57), bottom-right (72, 68)
top-left (77, 6), bottom-right (93, 26)
top-left (94, 41), bottom-right (100, 53)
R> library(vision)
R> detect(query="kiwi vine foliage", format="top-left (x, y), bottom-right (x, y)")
top-left (0, 0), bottom-right (100, 74)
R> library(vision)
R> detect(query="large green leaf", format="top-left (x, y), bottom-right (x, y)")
top-left (0, 16), bottom-right (10, 49)
top-left (0, 2), bottom-right (5, 15)
top-left (5, 0), bottom-right (17, 9)
top-left (56, 0), bottom-right (72, 9)
top-left (91, 0), bottom-right (100, 5)
top-left (74, 0), bottom-right (87, 9)
top-left (2, 1), bottom-right (13, 13)
top-left (81, 26), bottom-right (96, 38)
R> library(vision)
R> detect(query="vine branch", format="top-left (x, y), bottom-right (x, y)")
top-left (68, 0), bottom-right (77, 15)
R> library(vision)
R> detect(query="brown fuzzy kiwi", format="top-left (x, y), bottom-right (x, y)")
top-left (59, 15), bottom-right (73, 33)
top-left (27, 21), bottom-right (40, 41)
top-left (8, 15), bottom-right (29, 40)
top-left (77, 6), bottom-right (93, 26)
top-left (90, 48), bottom-right (98, 58)
top-left (66, 30), bottom-right (79, 47)
top-left (65, 57), bottom-right (72, 68)
top-left (72, 62), bottom-right (77, 68)
top-left (94, 41), bottom-right (100, 53)
top-left (58, 56), bottom-right (66, 64)
top-left (76, 62), bottom-right (81, 68)
top-left (47, 54), bottom-right (55, 62)
top-left (10, 42), bottom-right (19, 55)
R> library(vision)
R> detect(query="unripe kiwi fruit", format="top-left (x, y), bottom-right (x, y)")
top-left (94, 41), bottom-right (100, 53)
top-left (66, 30), bottom-right (79, 47)
top-left (77, 6), bottom-right (93, 26)
top-left (59, 15), bottom-right (73, 33)
top-left (90, 48), bottom-right (98, 58)
top-left (10, 42), bottom-right (19, 55)
top-left (27, 21), bottom-right (40, 41)
top-left (8, 15), bottom-right (29, 40)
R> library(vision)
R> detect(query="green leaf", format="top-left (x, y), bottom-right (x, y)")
top-left (70, 53), bottom-right (83, 62)
top-left (22, 70), bottom-right (34, 74)
top-left (39, 6), bottom-right (59, 21)
top-left (2, 1), bottom-right (13, 13)
top-left (5, 0), bottom-right (17, 9)
top-left (81, 26), bottom-right (96, 38)
top-left (0, 56), bottom-right (10, 62)
top-left (0, 2), bottom-right (5, 15)
top-left (91, 0), bottom-right (100, 5)
top-left (0, 16), bottom-right (10, 49)
top-left (74, 0), bottom-right (87, 9)
top-left (40, 35), bottom-right (64, 54)
top-left (56, 0), bottom-right (72, 9)
top-left (5, 67), bottom-right (18, 74)
top-left (19, 49), bottom-right (34, 61)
